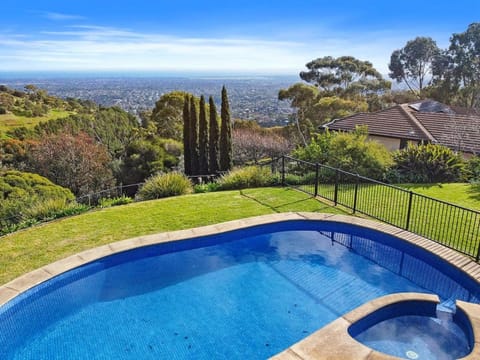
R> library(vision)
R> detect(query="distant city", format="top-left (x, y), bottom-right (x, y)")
top-left (0, 74), bottom-right (298, 127)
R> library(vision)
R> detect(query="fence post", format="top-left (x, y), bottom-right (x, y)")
top-left (281, 156), bottom-right (285, 186)
top-left (405, 191), bottom-right (413, 230)
top-left (334, 169), bottom-right (339, 206)
top-left (476, 242), bottom-right (480, 263)
top-left (314, 163), bottom-right (319, 197)
top-left (353, 175), bottom-right (359, 214)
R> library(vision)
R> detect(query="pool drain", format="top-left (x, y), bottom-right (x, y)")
top-left (406, 350), bottom-right (419, 359)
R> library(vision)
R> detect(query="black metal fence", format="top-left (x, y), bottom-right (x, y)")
top-left (76, 183), bottom-right (143, 205)
top-left (272, 155), bottom-right (480, 261)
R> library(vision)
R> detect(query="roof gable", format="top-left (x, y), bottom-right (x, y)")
top-left (324, 105), bottom-right (429, 141)
top-left (323, 100), bottom-right (480, 153)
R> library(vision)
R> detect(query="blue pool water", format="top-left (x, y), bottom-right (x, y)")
top-left (0, 221), bottom-right (479, 359)
top-left (349, 299), bottom-right (474, 359)
top-left (355, 314), bottom-right (470, 359)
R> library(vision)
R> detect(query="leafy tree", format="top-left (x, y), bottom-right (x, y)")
top-left (432, 23), bottom-right (480, 108)
top-left (198, 95), bottom-right (209, 175)
top-left (382, 90), bottom-right (420, 105)
top-left (0, 138), bottom-right (37, 170)
top-left (28, 132), bottom-right (115, 196)
top-left (120, 138), bottom-right (167, 185)
top-left (278, 83), bottom-right (318, 144)
top-left (300, 56), bottom-right (390, 96)
top-left (33, 107), bottom-right (139, 182)
top-left (35, 107), bottom-right (138, 160)
top-left (208, 96), bottom-right (220, 174)
top-left (91, 107), bottom-right (139, 158)
top-left (150, 91), bottom-right (190, 140)
top-left (189, 96), bottom-right (199, 175)
top-left (117, 123), bottom-right (181, 186)
top-left (183, 95), bottom-right (192, 175)
top-left (278, 83), bottom-right (368, 143)
top-left (0, 92), bottom-right (15, 111)
top-left (220, 86), bottom-right (233, 172)
top-left (389, 37), bottom-right (440, 97)
top-left (280, 56), bottom-right (389, 144)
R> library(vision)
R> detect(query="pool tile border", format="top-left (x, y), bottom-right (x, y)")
top-left (1, 212), bottom-right (480, 359)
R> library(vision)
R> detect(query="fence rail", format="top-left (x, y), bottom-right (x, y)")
top-left (0, 183), bottom-right (144, 235)
top-left (273, 155), bottom-right (480, 261)
top-left (75, 183), bottom-right (143, 205)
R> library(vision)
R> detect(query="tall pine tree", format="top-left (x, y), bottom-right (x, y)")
top-left (189, 96), bottom-right (199, 175)
top-left (182, 96), bottom-right (191, 175)
top-left (208, 96), bottom-right (220, 174)
top-left (198, 95), bottom-right (209, 175)
top-left (219, 86), bottom-right (233, 172)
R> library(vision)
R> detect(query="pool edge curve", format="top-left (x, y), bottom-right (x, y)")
top-left (1, 212), bottom-right (480, 360)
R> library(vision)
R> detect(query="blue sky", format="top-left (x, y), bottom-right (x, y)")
top-left (1, 0), bottom-right (479, 75)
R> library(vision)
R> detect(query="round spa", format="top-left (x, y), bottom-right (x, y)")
top-left (348, 299), bottom-right (474, 360)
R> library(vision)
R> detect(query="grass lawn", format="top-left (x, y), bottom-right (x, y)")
top-left (0, 187), bottom-right (345, 285)
top-left (401, 183), bottom-right (480, 211)
top-left (0, 109), bottom-right (73, 133)
top-left (297, 182), bottom-right (480, 258)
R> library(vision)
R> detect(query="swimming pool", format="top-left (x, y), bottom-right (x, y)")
top-left (1, 213), bottom-right (479, 359)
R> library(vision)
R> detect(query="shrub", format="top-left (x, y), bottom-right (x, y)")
top-left (193, 182), bottom-right (221, 193)
top-left (466, 156), bottom-right (480, 181)
top-left (292, 127), bottom-right (393, 180)
top-left (0, 170), bottom-right (84, 234)
top-left (98, 195), bottom-right (133, 208)
top-left (281, 172), bottom-right (318, 186)
top-left (327, 130), bottom-right (393, 180)
top-left (0, 170), bottom-right (74, 201)
top-left (136, 172), bottom-right (193, 200)
top-left (23, 199), bottom-right (89, 221)
top-left (392, 144), bottom-right (465, 183)
top-left (218, 166), bottom-right (275, 190)
top-left (292, 131), bottom-right (332, 165)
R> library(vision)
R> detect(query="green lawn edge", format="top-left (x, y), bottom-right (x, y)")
top-left (0, 187), bottom-right (344, 285)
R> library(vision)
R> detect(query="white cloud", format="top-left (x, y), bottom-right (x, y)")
top-left (0, 25), bottom-right (415, 74)
top-left (41, 12), bottom-right (86, 21)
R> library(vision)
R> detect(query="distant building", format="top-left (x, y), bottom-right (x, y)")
top-left (322, 100), bottom-right (480, 156)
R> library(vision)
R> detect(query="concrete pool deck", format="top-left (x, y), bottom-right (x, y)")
top-left (1, 212), bottom-right (480, 359)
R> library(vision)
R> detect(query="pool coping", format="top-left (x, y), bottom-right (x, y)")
top-left (1, 212), bottom-right (480, 359)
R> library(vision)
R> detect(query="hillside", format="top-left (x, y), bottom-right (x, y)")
top-left (0, 85), bottom-right (83, 136)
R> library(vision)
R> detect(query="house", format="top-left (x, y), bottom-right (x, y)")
top-left (322, 100), bottom-right (480, 156)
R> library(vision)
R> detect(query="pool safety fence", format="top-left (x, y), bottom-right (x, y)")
top-left (267, 155), bottom-right (480, 261)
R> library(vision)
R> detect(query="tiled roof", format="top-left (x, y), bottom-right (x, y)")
top-left (324, 105), bottom-right (428, 141)
top-left (415, 112), bottom-right (480, 154)
top-left (323, 100), bottom-right (480, 154)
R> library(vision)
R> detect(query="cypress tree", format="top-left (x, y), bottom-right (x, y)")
top-left (182, 96), bottom-right (191, 175)
top-left (189, 96), bottom-right (199, 175)
top-left (208, 96), bottom-right (220, 174)
top-left (198, 95), bottom-right (209, 175)
top-left (219, 86), bottom-right (233, 172)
